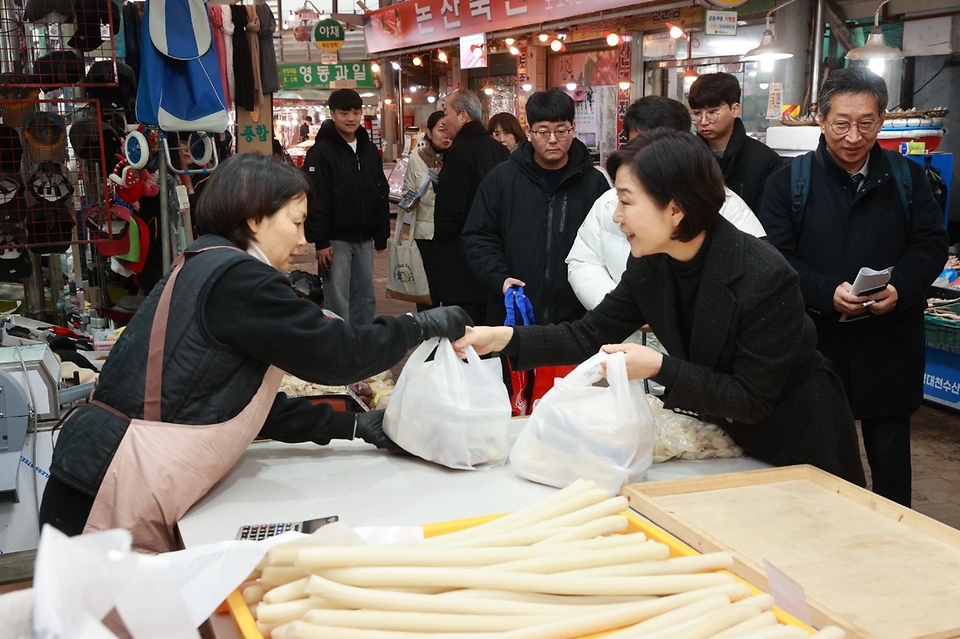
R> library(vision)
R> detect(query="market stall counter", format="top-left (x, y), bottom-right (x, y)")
top-left (177, 439), bottom-right (768, 549)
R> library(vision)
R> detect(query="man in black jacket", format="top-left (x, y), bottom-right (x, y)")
top-left (689, 73), bottom-right (783, 212)
top-left (432, 89), bottom-right (510, 325)
top-left (463, 89), bottom-right (610, 326)
top-left (759, 67), bottom-right (948, 507)
top-left (302, 89), bottom-right (389, 324)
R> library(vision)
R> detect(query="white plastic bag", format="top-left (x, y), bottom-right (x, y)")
top-left (509, 351), bottom-right (655, 496)
top-left (383, 337), bottom-right (511, 470)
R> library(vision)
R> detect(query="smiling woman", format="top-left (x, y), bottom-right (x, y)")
top-left (37, 154), bottom-right (475, 553)
top-left (456, 129), bottom-right (866, 487)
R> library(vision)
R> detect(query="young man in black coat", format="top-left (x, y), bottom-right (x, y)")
top-left (759, 68), bottom-right (949, 506)
top-left (689, 73), bottom-right (783, 213)
top-left (302, 89), bottom-right (390, 325)
top-left (463, 89), bottom-right (610, 327)
top-left (432, 89), bottom-right (510, 325)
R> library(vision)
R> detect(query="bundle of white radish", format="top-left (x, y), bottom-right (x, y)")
top-left (238, 479), bottom-right (846, 639)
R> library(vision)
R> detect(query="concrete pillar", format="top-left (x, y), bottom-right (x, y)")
top-left (774, 0), bottom-right (814, 111)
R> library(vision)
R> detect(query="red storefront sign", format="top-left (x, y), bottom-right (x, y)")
top-left (616, 39), bottom-right (631, 148)
top-left (364, 0), bottom-right (649, 54)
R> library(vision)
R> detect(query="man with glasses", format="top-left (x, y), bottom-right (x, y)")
top-left (463, 88), bottom-right (609, 326)
top-left (689, 73), bottom-right (784, 212)
top-left (759, 67), bottom-right (948, 507)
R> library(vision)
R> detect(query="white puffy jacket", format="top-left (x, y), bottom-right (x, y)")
top-left (566, 187), bottom-right (765, 310)
top-left (403, 149), bottom-right (436, 240)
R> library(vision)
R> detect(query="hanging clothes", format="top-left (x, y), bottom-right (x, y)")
top-left (123, 1), bottom-right (143, 79)
top-left (230, 5), bottom-right (254, 111)
top-left (245, 5), bottom-right (263, 107)
top-left (220, 4), bottom-right (235, 105)
top-left (208, 5), bottom-right (230, 104)
top-left (256, 4), bottom-right (280, 95)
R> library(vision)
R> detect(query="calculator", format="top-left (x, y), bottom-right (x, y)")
top-left (236, 515), bottom-right (339, 540)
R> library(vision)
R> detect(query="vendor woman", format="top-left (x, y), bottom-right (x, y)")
top-left (456, 129), bottom-right (865, 485)
top-left (40, 154), bottom-right (471, 553)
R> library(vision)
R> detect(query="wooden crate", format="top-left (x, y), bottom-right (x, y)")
top-left (623, 465), bottom-right (960, 639)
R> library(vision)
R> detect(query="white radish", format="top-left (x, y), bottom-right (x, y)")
top-left (559, 533), bottom-right (647, 550)
top-left (733, 593), bottom-right (776, 611)
top-left (532, 496), bottom-right (630, 534)
top-left (303, 608), bottom-right (577, 632)
top-left (263, 577), bottom-right (310, 604)
top-left (602, 595), bottom-right (732, 638)
top-left (307, 574), bottom-right (640, 616)
top-left (487, 541), bottom-right (670, 574)
top-left (261, 566), bottom-right (309, 589)
top-left (560, 553), bottom-right (732, 577)
top-left (536, 515), bottom-right (629, 544)
top-left (437, 589), bottom-right (654, 605)
top-left (448, 526), bottom-right (585, 548)
top-left (315, 566), bottom-right (735, 595)
top-left (294, 544), bottom-right (588, 570)
top-left (659, 603), bottom-right (761, 639)
top-left (258, 597), bottom-right (344, 624)
top-left (733, 626), bottom-right (812, 639)
top-left (812, 627), bottom-right (847, 639)
top-left (242, 583), bottom-right (266, 606)
top-left (499, 584), bottom-right (752, 639)
top-left (711, 610), bottom-right (779, 637)
top-left (290, 621), bottom-right (495, 638)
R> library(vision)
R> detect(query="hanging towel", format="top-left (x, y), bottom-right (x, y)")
top-left (256, 4), bottom-right (280, 95)
top-left (245, 5), bottom-right (263, 107)
top-left (230, 5), bottom-right (254, 111)
top-left (220, 5), bottom-right (235, 104)
top-left (208, 5), bottom-right (230, 103)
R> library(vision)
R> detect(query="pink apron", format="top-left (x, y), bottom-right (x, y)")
top-left (82, 246), bottom-right (284, 553)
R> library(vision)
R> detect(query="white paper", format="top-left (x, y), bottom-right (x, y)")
top-left (840, 266), bottom-right (894, 322)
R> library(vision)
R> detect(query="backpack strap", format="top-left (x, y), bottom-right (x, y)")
top-left (790, 151), bottom-right (814, 235)
top-left (882, 148), bottom-right (913, 227)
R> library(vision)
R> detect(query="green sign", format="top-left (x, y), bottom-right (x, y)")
top-left (279, 62), bottom-right (379, 91)
top-left (314, 19), bottom-right (345, 51)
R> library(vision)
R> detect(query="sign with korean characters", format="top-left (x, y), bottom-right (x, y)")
top-left (706, 10), bottom-right (737, 36)
top-left (236, 108), bottom-right (272, 155)
top-left (364, 0), bottom-right (655, 54)
top-left (278, 62), bottom-right (379, 91)
top-left (314, 19), bottom-right (346, 51)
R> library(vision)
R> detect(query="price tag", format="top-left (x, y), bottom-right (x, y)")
top-left (763, 560), bottom-right (812, 625)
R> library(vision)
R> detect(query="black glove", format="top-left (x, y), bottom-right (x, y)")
top-left (412, 306), bottom-right (472, 342)
top-left (355, 410), bottom-right (406, 454)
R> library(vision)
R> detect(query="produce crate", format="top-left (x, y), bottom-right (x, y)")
top-left (224, 510), bottom-right (814, 638)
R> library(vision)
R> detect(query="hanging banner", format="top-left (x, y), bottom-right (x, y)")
top-left (278, 62), bottom-right (379, 91)
top-left (365, 0), bottom-right (668, 54)
top-left (314, 19), bottom-right (346, 51)
top-left (616, 40), bottom-right (631, 149)
top-left (766, 82), bottom-right (783, 120)
top-left (705, 10), bottom-right (738, 35)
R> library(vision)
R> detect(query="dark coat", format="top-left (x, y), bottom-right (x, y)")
top-left (303, 120), bottom-right (390, 250)
top-left (758, 138), bottom-right (949, 418)
top-left (431, 120), bottom-right (510, 306)
top-left (463, 138), bottom-right (610, 326)
top-left (50, 235), bottom-right (420, 498)
top-left (701, 118), bottom-right (784, 213)
top-left (509, 218), bottom-right (865, 485)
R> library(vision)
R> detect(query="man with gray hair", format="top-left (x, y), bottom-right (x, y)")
top-left (431, 89), bottom-right (509, 324)
top-left (759, 67), bottom-right (948, 506)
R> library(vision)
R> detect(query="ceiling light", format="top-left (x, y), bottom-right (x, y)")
top-left (505, 37), bottom-right (515, 46)
top-left (482, 82), bottom-right (495, 96)
top-left (759, 83), bottom-right (770, 90)
top-left (409, 85), bottom-right (418, 92)
top-left (555, 28), bottom-right (568, 41)
top-left (384, 93), bottom-right (393, 105)
top-left (390, 60), bottom-right (401, 70)
top-left (565, 82), bottom-right (577, 91)
top-left (437, 49), bottom-right (448, 62)
top-left (538, 33), bottom-right (549, 43)
top-left (666, 22), bottom-right (685, 39)
top-left (550, 39), bottom-right (563, 52)
top-left (846, 0), bottom-right (904, 62)
top-left (742, 0), bottom-right (801, 62)
top-left (680, 66), bottom-right (699, 85)
top-left (425, 87), bottom-right (438, 103)
top-left (618, 79), bottom-right (632, 91)
top-left (412, 55), bottom-right (422, 66)
top-left (509, 45), bottom-right (520, 55)
top-left (403, 92), bottom-right (412, 103)
top-left (521, 81), bottom-right (533, 92)
top-left (606, 33), bottom-right (621, 47)
top-left (370, 61), bottom-right (380, 73)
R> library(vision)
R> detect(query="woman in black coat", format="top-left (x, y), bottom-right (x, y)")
top-left (455, 129), bottom-right (865, 485)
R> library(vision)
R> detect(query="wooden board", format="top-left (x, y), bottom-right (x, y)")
top-left (623, 465), bottom-right (960, 639)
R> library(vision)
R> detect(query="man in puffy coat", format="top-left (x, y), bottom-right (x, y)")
top-left (302, 89), bottom-right (389, 324)
top-left (567, 96), bottom-right (765, 315)
top-left (463, 89), bottom-right (609, 326)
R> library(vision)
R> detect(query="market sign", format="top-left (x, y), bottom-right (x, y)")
top-left (705, 10), bottom-right (737, 36)
top-left (364, 0), bottom-right (660, 54)
top-left (314, 18), bottom-right (346, 51)
top-left (278, 62), bottom-right (379, 91)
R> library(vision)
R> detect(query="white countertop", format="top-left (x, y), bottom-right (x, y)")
top-left (178, 440), bottom-right (768, 548)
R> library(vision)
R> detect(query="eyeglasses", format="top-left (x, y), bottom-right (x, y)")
top-left (827, 119), bottom-right (880, 136)
top-left (690, 106), bottom-right (727, 124)
top-left (529, 128), bottom-right (573, 140)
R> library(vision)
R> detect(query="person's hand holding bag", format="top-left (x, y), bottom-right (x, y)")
top-left (411, 306), bottom-right (472, 342)
top-left (354, 410), bottom-right (407, 454)
top-left (600, 343), bottom-right (663, 380)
